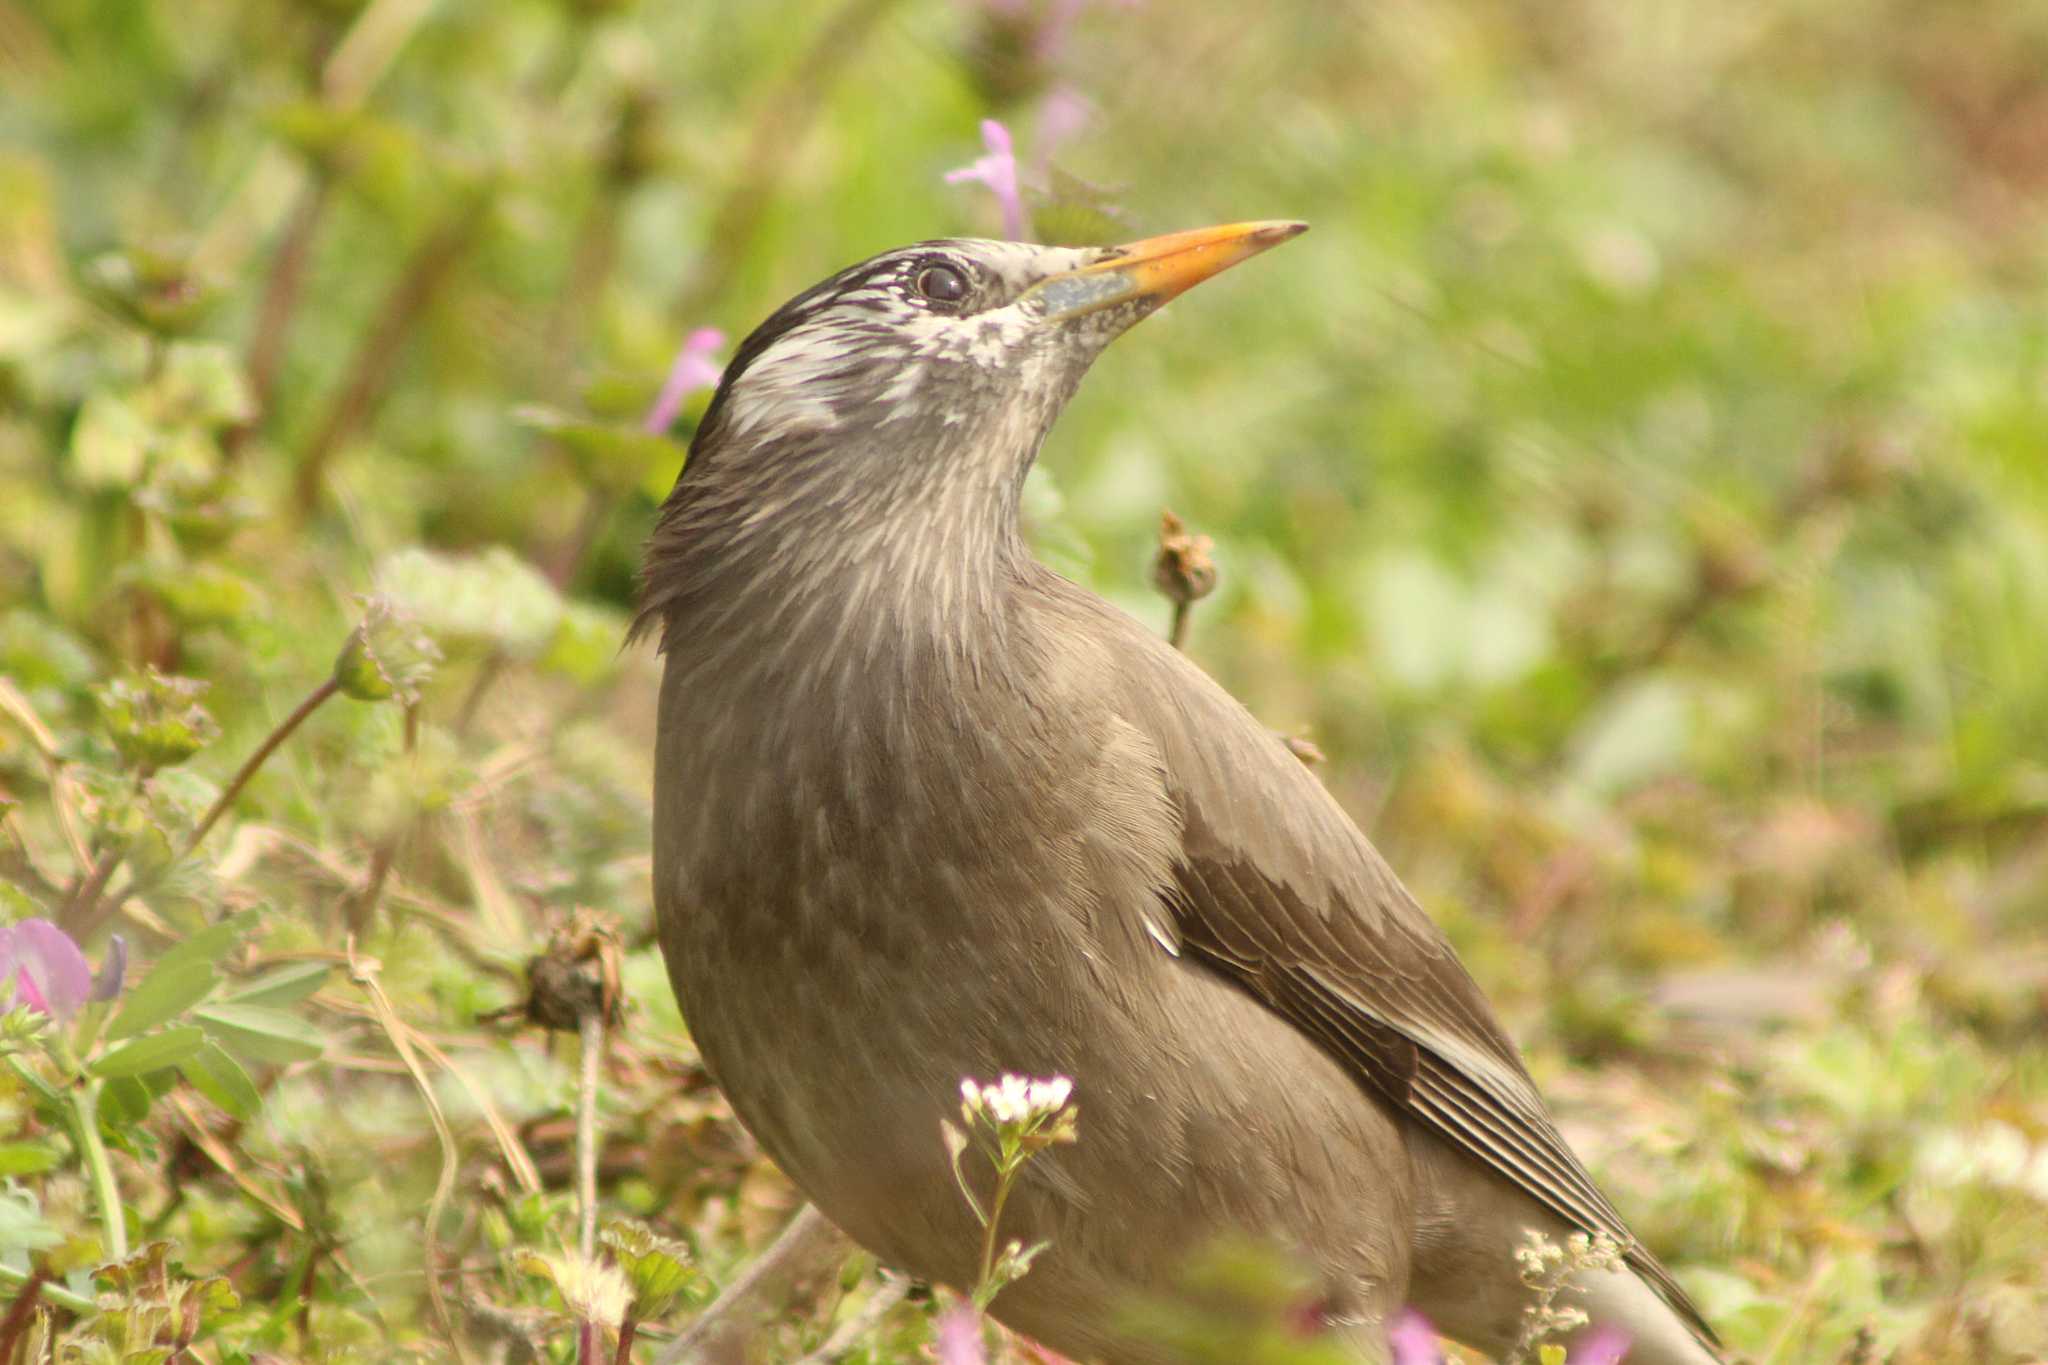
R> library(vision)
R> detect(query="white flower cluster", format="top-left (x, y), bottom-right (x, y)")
top-left (959, 1073), bottom-right (1074, 1129)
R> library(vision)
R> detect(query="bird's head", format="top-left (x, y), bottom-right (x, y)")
top-left (638, 221), bottom-right (1305, 646)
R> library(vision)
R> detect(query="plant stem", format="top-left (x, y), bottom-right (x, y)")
top-left (974, 1165), bottom-right (1016, 1307)
top-left (61, 765), bottom-right (151, 940)
top-left (0, 1262), bottom-right (48, 1354)
top-left (294, 194), bottom-right (488, 515)
top-left (0, 1261), bottom-right (96, 1315)
top-left (62, 845), bottom-right (124, 931)
top-left (227, 172), bottom-right (335, 462)
top-left (66, 671), bottom-right (338, 937)
top-left (576, 1008), bottom-right (603, 1261)
top-left (180, 677), bottom-right (340, 862)
top-left (71, 1081), bottom-right (127, 1262)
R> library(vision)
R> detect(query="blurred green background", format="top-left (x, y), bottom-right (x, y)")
top-left (2, 0), bottom-right (2046, 1359)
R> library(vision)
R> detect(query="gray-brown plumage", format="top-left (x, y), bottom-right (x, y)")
top-left (637, 223), bottom-right (1721, 1363)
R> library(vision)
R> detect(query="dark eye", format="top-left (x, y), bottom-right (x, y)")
top-left (915, 264), bottom-right (969, 304)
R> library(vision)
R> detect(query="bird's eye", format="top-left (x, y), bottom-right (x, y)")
top-left (915, 264), bottom-right (969, 304)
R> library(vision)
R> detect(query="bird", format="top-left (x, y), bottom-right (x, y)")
top-left (635, 221), bottom-right (1723, 1364)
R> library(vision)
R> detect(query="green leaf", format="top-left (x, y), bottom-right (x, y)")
top-left (159, 911), bottom-right (261, 973)
top-left (106, 912), bottom-right (256, 1040)
top-left (106, 961), bottom-right (218, 1042)
top-left (602, 1219), bottom-right (701, 1318)
top-left (192, 1004), bottom-right (326, 1063)
top-left (91, 1026), bottom-right (207, 1078)
top-left (178, 1041), bottom-right (262, 1120)
top-left (99, 1074), bottom-right (153, 1125)
top-left (0, 1141), bottom-right (62, 1176)
top-left (220, 962), bottom-right (332, 1008)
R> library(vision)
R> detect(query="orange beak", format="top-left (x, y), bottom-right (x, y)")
top-left (1025, 220), bottom-right (1308, 323)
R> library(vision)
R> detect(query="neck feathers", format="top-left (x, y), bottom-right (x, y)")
top-left (632, 422), bottom-right (1029, 697)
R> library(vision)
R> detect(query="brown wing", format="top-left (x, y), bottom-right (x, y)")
top-left (1168, 806), bottom-right (1711, 1343)
top-left (1068, 582), bottom-right (1716, 1348)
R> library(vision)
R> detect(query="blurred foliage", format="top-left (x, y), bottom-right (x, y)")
top-left (1, 0), bottom-right (2046, 1359)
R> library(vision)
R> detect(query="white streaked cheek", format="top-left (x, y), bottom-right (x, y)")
top-left (877, 363), bottom-right (924, 414)
top-left (721, 329), bottom-right (861, 439)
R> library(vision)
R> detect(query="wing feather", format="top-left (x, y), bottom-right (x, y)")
top-left (1056, 578), bottom-right (1718, 1350)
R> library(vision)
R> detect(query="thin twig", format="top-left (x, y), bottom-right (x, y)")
top-left (576, 1010), bottom-right (603, 1262)
top-left (350, 942), bottom-right (470, 1363)
top-left (182, 678), bottom-right (340, 862)
top-left (228, 173), bottom-right (334, 461)
top-left (70, 675), bottom-right (343, 941)
top-left (62, 764), bottom-right (148, 944)
top-left (62, 846), bottom-right (125, 934)
top-left (0, 1262), bottom-right (49, 1354)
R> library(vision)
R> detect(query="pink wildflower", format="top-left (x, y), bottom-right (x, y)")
top-left (1574, 1325), bottom-right (1633, 1363)
top-left (934, 1302), bottom-right (987, 1365)
top-left (1388, 1308), bottom-right (1444, 1365)
top-left (643, 327), bottom-right (726, 434)
top-left (945, 119), bottom-right (1025, 241)
top-left (0, 919), bottom-right (94, 1022)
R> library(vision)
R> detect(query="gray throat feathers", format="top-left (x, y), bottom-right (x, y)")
top-left (642, 414), bottom-right (1044, 713)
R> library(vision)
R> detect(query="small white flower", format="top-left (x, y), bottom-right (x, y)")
top-left (525, 1251), bottom-right (632, 1329)
top-left (958, 1072), bottom-right (1076, 1130)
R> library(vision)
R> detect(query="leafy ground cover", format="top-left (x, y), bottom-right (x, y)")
top-left (1, 0), bottom-right (2045, 1360)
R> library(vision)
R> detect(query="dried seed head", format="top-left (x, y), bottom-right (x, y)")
top-left (1151, 508), bottom-right (1217, 606)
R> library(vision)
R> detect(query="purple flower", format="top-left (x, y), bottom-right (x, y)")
top-left (642, 328), bottom-right (727, 435)
top-left (945, 119), bottom-right (1025, 241)
top-left (1388, 1309), bottom-right (1443, 1365)
top-left (934, 1302), bottom-right (987, 1365)
top-left (0, 919), bottom-right (94, 1022)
